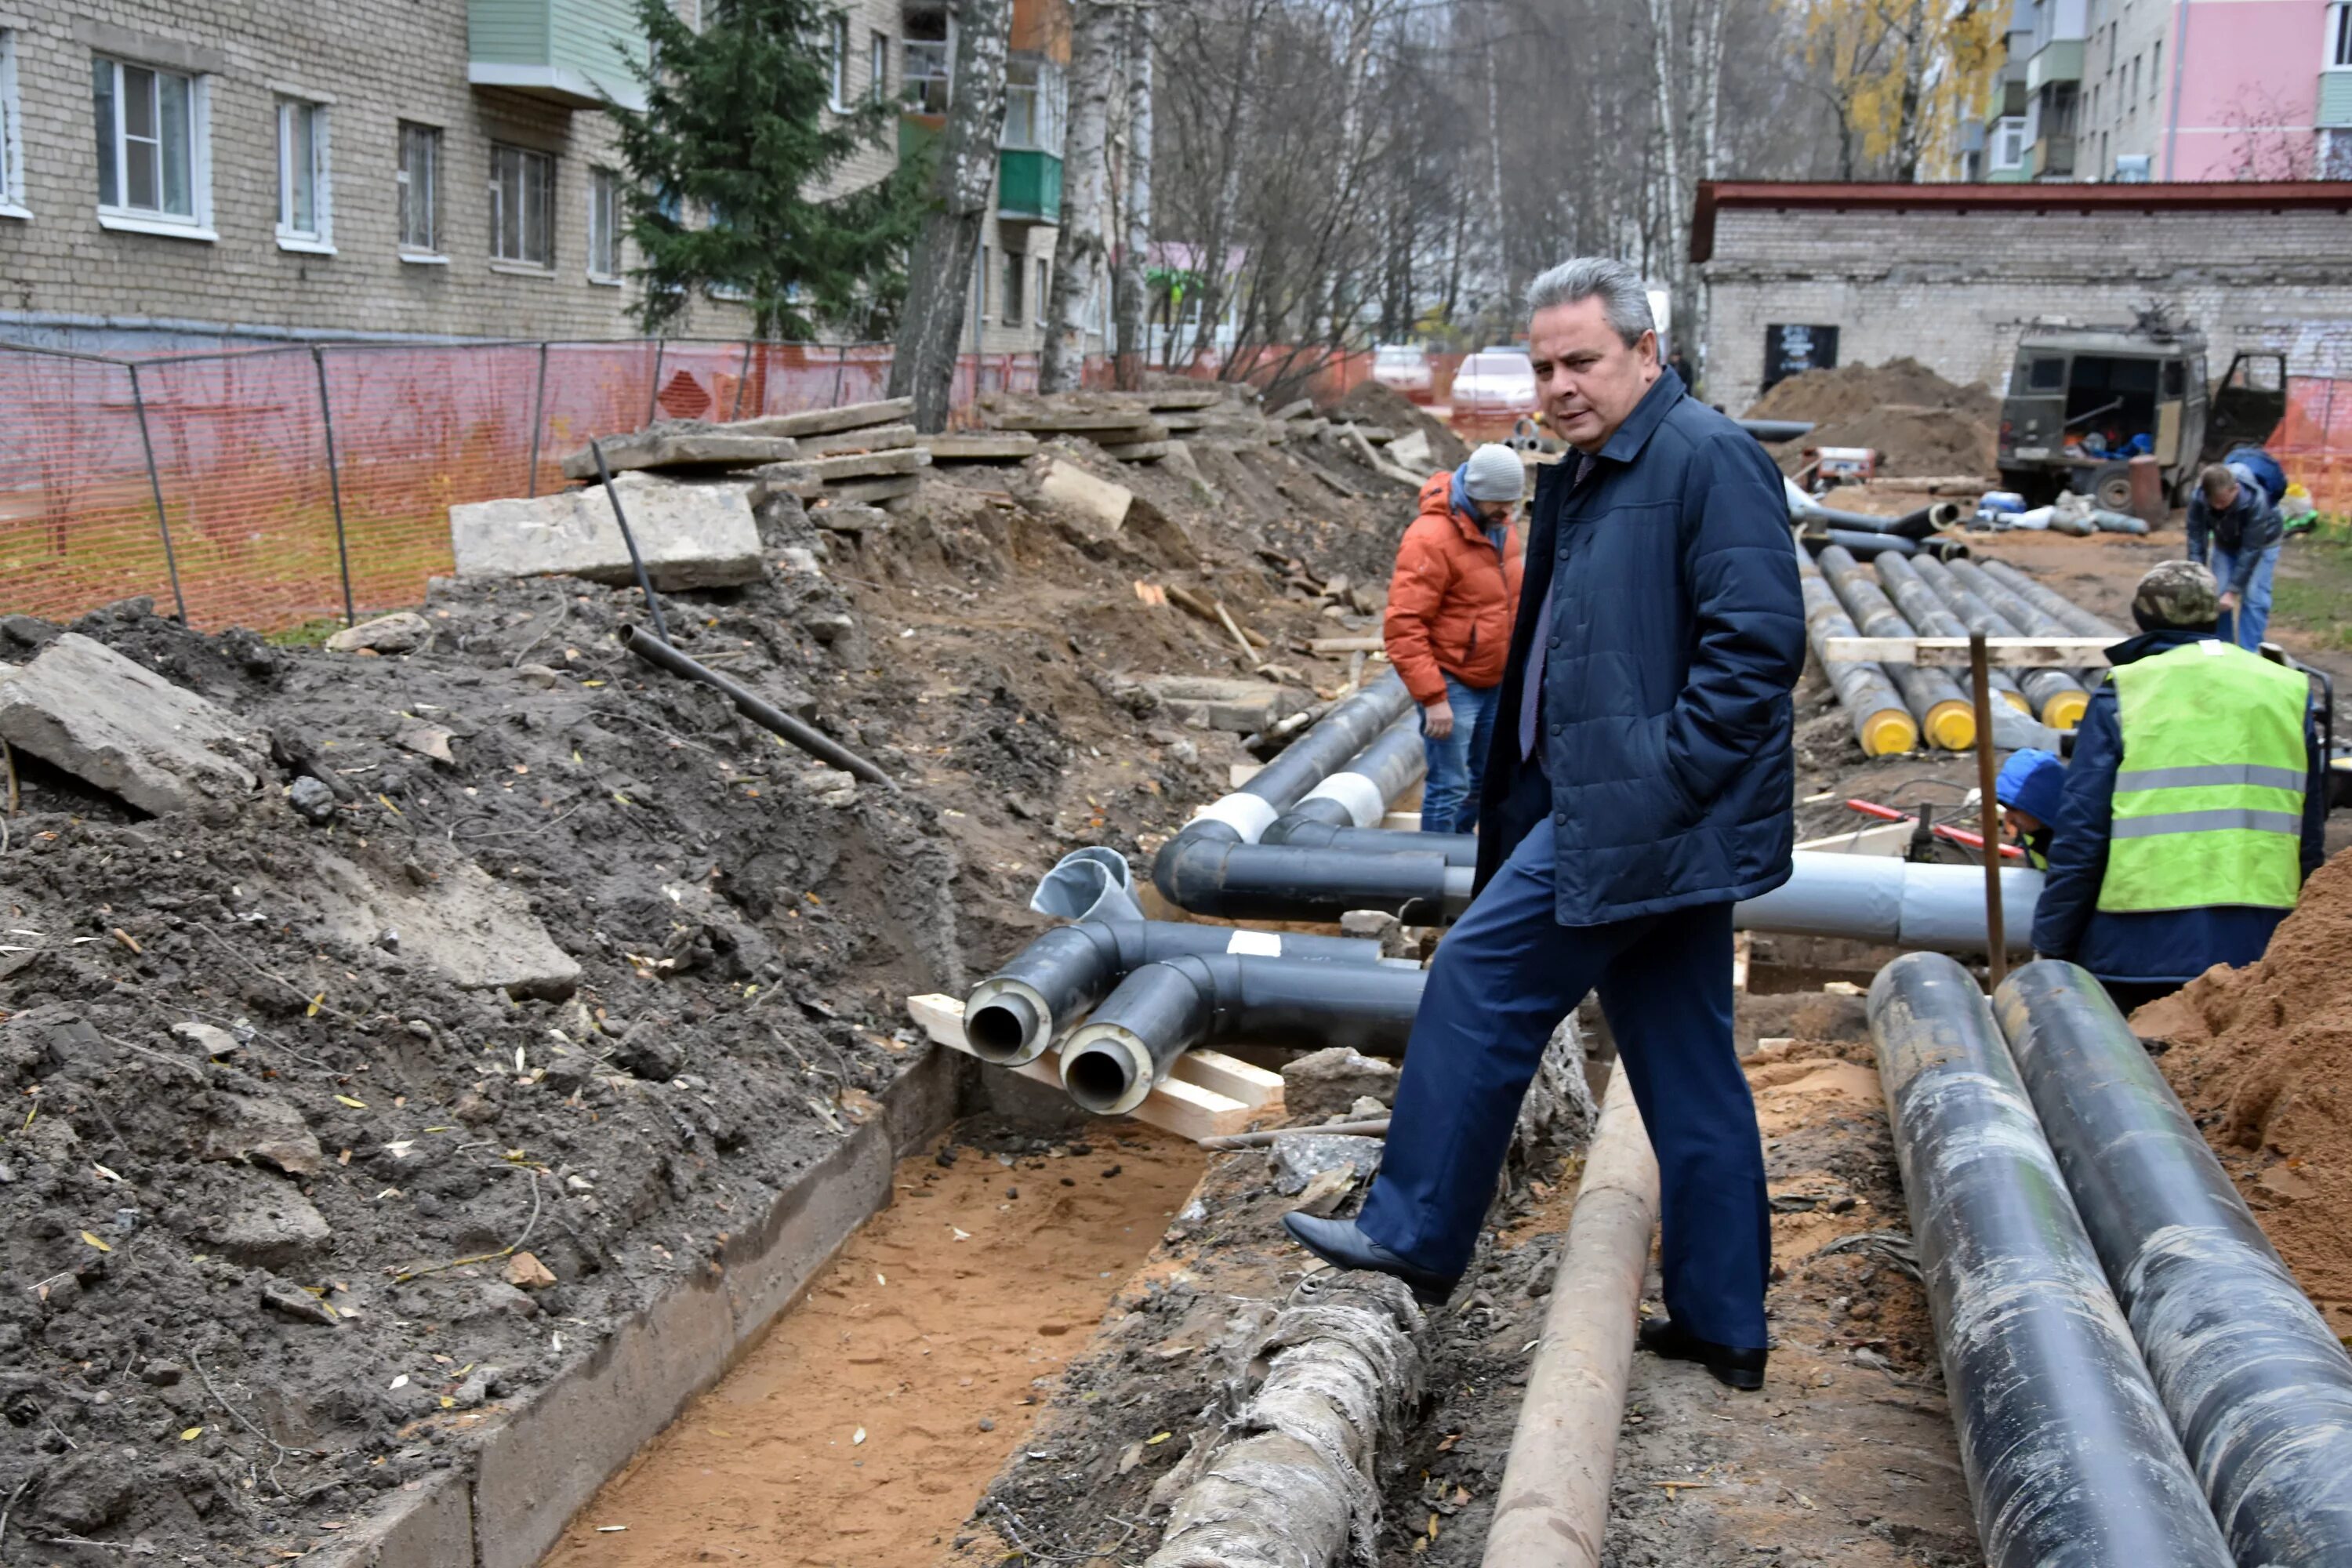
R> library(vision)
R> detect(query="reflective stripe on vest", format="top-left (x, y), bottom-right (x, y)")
top-left (2098, 639), bottom-right (2308, 913)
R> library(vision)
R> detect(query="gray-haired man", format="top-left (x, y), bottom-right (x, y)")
top-left (1284, 258), bottom-right (1806, 1391)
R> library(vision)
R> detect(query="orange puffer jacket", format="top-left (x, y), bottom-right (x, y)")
top-left (1383, 471), bottom-right (1525, 705)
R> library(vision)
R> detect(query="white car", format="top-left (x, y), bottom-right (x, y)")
top-left (1449, 348), bottom-right (1538, 422)
top-left (1372, 344), bottom-right (1434, 399)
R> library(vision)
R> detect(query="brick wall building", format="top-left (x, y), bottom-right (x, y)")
top-left (1697, 180), bottom-right (2352, 416)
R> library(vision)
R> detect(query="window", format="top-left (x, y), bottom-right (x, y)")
top-left (1991, 115), bottom-right (2027, 171)
top-left (870, 31), bottom-right (889, 103)
top-left (902, 40), bottom-right (950, 113)
top-left (397, 122), bottom-right (440, 254)
top-left (828, 13), bottom-right (850, 110)
top-left (489, 143), bottom-right (554, 268)
top-left (587, 167), bottom-right (621, 281)
top-left (1002, 247), bottom-right (1025, 325)
top-left (1000, 57), bottom-right (1065, 149)
top-left (1036, 256), bottom-right (1050, 321)
top-left (2027, 357), bottom-right (2065, 391)
top-left (0, 31), bottom-right (24, 217)
top-left (277, 99), bottom-right (330, 249)
top-left (2162, 361), bottom-right (2185, 397)
top-left (976, 242), bottom-right (989, 322)
top-left (2149, 40), bottom-right (2161, 98)
top-left (2332, 2), bottom-right (2352, 67)
top-left (93, 56), bottom-right (209, 233)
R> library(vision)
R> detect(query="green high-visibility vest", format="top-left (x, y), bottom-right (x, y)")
top-left (2099, 638), bottom-right (2309, 913)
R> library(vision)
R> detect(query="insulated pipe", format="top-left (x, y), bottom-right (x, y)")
top-left (1978, 558), bottom-right (2129, 641)
top-left (1481, 1064), bottom-right (1657, 1568)
top-left (1187, 670), bottom-right (1413, 844)
top-left (1867, 953), bottom-right (2235, 1568)
top-left (1818, 545), bottom-right (1976, 750)
top-left (1738, 418), bottom-right (1815, 443)
top-left (1152, 836), bottom-right (1474, 924)
top-left (1800, 502), bottom-right (1960, 539)
top-left (1949, 557), bottom-right (2103, 712)
top-left (1911, 555), bottom-right (2092, 731)
top-left (1813, 527), bottom-right (1918, 558)
top-left (1798, 547), bottom-right (1918, 756)
top-left (1875, 554), bottom-right (2031, 715)
top-left (618, 625), bottom-right (897, 788)
top-left (1259, 715), bottom-right (1479, 866)
top-left (1058, 951), bottom-right (1427, 1114)
top-left (1734, 851), bottom-right (2040, 953)
top-left (1993, 962), bottom-right (2352, 1563)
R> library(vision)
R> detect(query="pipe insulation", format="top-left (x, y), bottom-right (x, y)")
top-left (1059, 951), bottom-right (1427, 1114)
top-left (1186, 670), bottom-right (1413, 843)
top-left (1798, 501), bottom-right (1961, 539)
top-left (1734, 851), bottom-right (2041, 953)
top-left (1874, 553), bottom-right (2031, 714)
top-left (1993, 962), bottom-right (2352, 1563)
top-left (1738, 418), bottom-right (1816, 443)
top-left (1798, 545), bottom-right (1919, 757)
top-left (1260, 715), bottom-right (1479, 865)
top-left (1949, 555), bottom-right (2103, 685)
top-left (1867, 953), bottom-right (2235, 1568)
top-left (1911, 555), bottom-right (2091, 731)
top-left (1481, 1064), bottom-right (1658, 1568)
top-left (1979, 559), bottom-right (2129, 641)
top-left (1817, 544), bottom-right (1976, 751)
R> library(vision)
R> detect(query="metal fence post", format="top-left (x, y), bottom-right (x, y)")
top-left (644, 338), bottom-right (666, 427)
top-left (731, 339), bottom-right (754, 420)
top-left (526, 341), bottom-right (550, 497)
top-left (311, 345), bottom-right (357, 628)
top-left (833, 344), bottom-right (848, 408)
top-left (125, 362), bottom-right (189, 626)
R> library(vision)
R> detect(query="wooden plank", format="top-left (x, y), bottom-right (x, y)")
top-left (1229, 762), bottom-right (1265, 788)
top-left (1170, 1049), bottom-right (1284, 1107)
top-left (1379, 810), bottom-right (1420, 832)
top-left (1821, 635), bottom-right (2111, 668)
top-left (906, 995), bottom-right (1259, 1142)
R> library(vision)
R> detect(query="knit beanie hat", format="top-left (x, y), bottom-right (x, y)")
top-left (1460, 444), bottom-right (1525, 503)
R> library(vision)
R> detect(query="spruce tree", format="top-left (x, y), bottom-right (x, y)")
top-left (611, 0), bottom-right (922, 339)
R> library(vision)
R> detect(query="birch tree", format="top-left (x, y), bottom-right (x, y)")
top-left (1111, 2), bottom-right (1155, 387)
top-left (1040, 0), bottom-right (1121, 390)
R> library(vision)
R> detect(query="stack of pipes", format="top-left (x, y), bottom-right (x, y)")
top-left (1910, 556), bottom-right (2092, 731)
top-left (1795, 543), bottom-right (1917, 757)
top-left (1816, 543), bottom-right (1976, 751)
top-left (1874, 553), bottom-right (2032, 717)
top-left (1980, 558), bottom-right (2129, 641)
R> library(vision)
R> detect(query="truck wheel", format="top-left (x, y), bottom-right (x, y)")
top-left (2088, 462), bottom-right (2133, 512)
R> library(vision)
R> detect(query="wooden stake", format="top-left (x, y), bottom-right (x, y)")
top-left (1969, 632), bottom-right (2006, 989)
top-left (1213, 599), bottom-right (1261, 659)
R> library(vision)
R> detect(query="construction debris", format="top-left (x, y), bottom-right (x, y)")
top-left (449, 472), bottom-right (764, 590)
top-left (560, 426), bottom-right (800, 481)
top-left (0, 632), bottom-right (265, 815)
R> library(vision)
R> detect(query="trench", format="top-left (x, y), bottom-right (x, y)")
top-left (535, 1114), bottom-right (1204, 1566)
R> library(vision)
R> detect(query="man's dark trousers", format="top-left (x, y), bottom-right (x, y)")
top-left (1355, 815), bottom-right (1771, 1350)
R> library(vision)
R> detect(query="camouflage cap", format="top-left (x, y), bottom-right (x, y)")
top-left (2132, 560), bottom-right (2221, 629)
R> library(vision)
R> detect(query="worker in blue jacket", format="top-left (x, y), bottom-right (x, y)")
top-left (1997, 748), bottom-right (2066, 869)
top-left (1282, 257), bottom-right (1805, 1392)
top-left (2031, 561), bottom-right (2327, 1013)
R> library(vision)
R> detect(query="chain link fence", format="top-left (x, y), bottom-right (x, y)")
top-left (0, 339), bottom-right (1038, 633)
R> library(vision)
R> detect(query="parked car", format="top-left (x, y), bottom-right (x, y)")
top-left (1450, 347), bottom-right (1538, 423)
top-left (1373, 343), bottom-right (1434, 400)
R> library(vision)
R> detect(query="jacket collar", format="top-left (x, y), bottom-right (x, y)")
top-left (2105, 627), bottom-right (2214, 666)
top-left (1418, 470), bottom-right (1491, 546)
top-left (1579, 365), bottom-right (1686, 467)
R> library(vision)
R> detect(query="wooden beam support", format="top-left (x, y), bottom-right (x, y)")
top-left (1821, 635), bottom-right (2113, 668)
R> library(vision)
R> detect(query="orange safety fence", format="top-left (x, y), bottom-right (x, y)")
top-left (2277, 377), bottom-right (2352, 516)
top-left (0, 338), bottom-right (1041, 633)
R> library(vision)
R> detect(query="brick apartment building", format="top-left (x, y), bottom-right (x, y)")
top-left (0, 0), bottom-right (1075, 354)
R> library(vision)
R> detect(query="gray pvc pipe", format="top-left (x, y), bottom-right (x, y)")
top-left (1868, 952), bottom-right (2234, 1568)
top-left (1994, 962), bottom-right (2352, 1563)
top-left (1733, 851), bottom-right (2041, 953)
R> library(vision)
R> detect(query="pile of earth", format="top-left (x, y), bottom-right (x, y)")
top-left (0, 424), bottom-right (1421, 1564)
top-left (1328, 379), bottom-right (1472, 471)
top-left (1745, 358), bottom-right (2000, 479)
top-left (2136, 848), bottom-right (2352, 1329)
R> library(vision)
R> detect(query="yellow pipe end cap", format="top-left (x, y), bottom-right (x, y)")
top-left (1927, 703), bottom-right (1977, 752)
top-left (2044, 691), bottom-right (2089, 731)
top-left (1862, 710), bottom-right (1919, 757)
top-left (2002, 691), bottom-right (2034, 714)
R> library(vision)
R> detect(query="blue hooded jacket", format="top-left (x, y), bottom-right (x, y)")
top-left (2030, 628), bottom-right (2327, 984)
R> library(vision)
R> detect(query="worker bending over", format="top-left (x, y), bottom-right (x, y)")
top-left (1383, 443), bottom-right (1526, 832)
top-left (2187, 461), bottom-right (2284, 651)
top-left (1285, 257), bottom-right (1804, 1392)
top-left (1997, 748), bottom-right (2066, 868)
top-left (2031, 561), bottom-right (2325, 1012)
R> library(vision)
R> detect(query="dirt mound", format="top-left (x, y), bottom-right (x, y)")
top-left (2136, 849), bottom-right (2352, 1323)
top-left (1745, 358), bottom-right (1999, 478)
top-left (1330, 379), bottom-right (1471, 470)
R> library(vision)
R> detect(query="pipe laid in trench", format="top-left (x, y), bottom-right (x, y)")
top-left (1910, 555), bottom-right (2091, 731)
top-left (1480, 1064), bottom-right (1657, 1568)
top-left (1874, 553), bottom-right (2031, 715)
top-left (1188, 670), bottom-right (1413, 842)
top-left (1818, 544), bottom-right (1976, 750)
top-left (1259, 714), bottom-right (1479, 866)
top-left (618, 625), bottom-right (898, 788)
top-left (1867, 953), bottom-right (2234, 1568)
top-left (1059, 951), bottom-right (1426, 1114)
top-left (1993, 962), bottom-right (2352, 1563)
top-left (1798, 546), bottom-right (1918, 757)
top-left (1733, 851), bottom-right (2041, 953)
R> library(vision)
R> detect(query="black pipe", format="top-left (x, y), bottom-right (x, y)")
top-left (618, 625), bottom-right (896, 788)
top-left (1152, 837), bottom-right (1472, 924)
top-left (1801, 527), bottom-right (1969, 561)
top-left (1232, 671), bottom-right (1411, 816)
top-left (1061, 952), bottom-right (1427, 1114)
top-left (1261, 819), bottom-right (1480, 866)
top-left (1737, 418), bottom-right (1815, 443)
top-left (964, 918), bottom-right (1384, 1066)
top-left (1802, 502), bottom-right (1958, 539)
top-left (1257, 716), bottom-right (1479, 866)
top-left (1867, 952), bottom-right (2234, 1568)
top-left (593, 437), bottom-right (669, 644)
top-left (1992, 962), bottom-right (2352, 1563)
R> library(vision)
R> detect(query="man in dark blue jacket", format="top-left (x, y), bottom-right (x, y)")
top-left (2031, 561), bottom-right (2325, 1012)
top-left (1283, 257), bottom-right (1806, 1391)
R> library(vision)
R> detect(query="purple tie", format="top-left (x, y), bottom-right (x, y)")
top-left (1519, 453), bottom-right (1591, 760)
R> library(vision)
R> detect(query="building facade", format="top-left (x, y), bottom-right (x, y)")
top-left (1697, 180), bottom-right (2352, 415)
top-left (0, 0), bottom-right (1073, 354)
top-left (1959, 0), bottom-right (2350, 183)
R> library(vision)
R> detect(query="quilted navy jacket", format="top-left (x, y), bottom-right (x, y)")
top-left (1472, 368), bottom-right (1806, 925)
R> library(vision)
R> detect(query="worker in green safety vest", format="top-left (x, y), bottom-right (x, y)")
top-left (2031, 560), bottom-right (2328, 1013)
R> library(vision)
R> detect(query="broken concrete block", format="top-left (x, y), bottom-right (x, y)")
top-left (1280, 1047), bottom-right (1402, 1122)
top-left (1035, 455), bottom-right (1133, 530)
top-left (722, 397), bottom-right (913, 439)
top-left (325, 612), bottom-right (430, 655)
top-left (800, 423), bottom-right (919, 457)
top-left (811, 447), bottom-right (928, 483)
top-left (200, 1168), bottom-right (333, 1270)
top-left (924, 431), bottom-right (1040, 463)
top-left (1145, 677), bottom-right (1310, 734)
top-left (277, 847), bottom-right (582, 1000)
top-left (1101, 440), bottom-right (1176, 463)
top-left (448, 472), bottom-right (763, 591)
top-left (811, 504), bottom-right (887, 535)
top-left (558, 428), bottom-right (800, 481)
top-left (201, 1091), bottom-right (325, 1176)
top-left (827, 474), bottom-right (920, 506)
top-left (0, 633), bottom-right (263, 816)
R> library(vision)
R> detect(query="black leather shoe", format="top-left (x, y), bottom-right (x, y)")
top-left (1638, 1315), bottom-right (1769, 1391)
top-left (1280, 1212), bottom-right (1459, 1306)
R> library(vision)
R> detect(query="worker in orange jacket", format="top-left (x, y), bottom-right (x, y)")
top-left (1383, 444), bottom-right (1526, 832)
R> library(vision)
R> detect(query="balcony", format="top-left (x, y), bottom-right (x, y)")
top-left (2031, 133), bottom-right (2077, 178)
top-left (896, 118), bottom-right (1065, 223)
top-left (468, 0), bottom-right (648, 111)
top-left (2321, 70), bottom-right (2352, 129)
top-left (2026, 38), bottom-right (2083, 91)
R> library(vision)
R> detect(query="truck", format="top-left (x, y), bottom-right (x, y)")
top-left (1995, 318), bottom-right (2287, 509)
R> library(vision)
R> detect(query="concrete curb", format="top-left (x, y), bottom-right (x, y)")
top-left (318, 1045), bottom-right (962, 1568)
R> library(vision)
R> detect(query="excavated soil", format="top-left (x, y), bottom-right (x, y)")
top-left (2134, 850), bottom-right (2352, 1334)
top-left (0, 425), bottom-right (1422, 1565)
top-left (1746, 359), bottom-right (1999, 479)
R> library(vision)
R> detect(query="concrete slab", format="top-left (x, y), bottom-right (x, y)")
top-left (284, 847), bottom-right (582, 1000)
top-left (924, 431), bottom-right (1039, 462)
top-left (826, 474), bottom-right (920, 505)
top-left (722, 397), bottom-right (913, 439)
top-left (1101, 439), bottom-right (1175, 462)
top-left (312, 1472), bottom-right (474, 1568)
top-left (448, 473), bottom-right (764, 591)
top-left (808, 447), bottom-right (927, 482)
top-left (0, 633), bottom-right (264, 816)
top-left (799, 423), bottom-right (918, 457)
top-left (557, 429), bottom-right (799, 481)
top-left (1034, 455), bottom-right (1132, 530)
